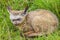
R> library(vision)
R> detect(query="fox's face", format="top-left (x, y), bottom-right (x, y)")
top-left (8, 9), bottom-right (27, 26)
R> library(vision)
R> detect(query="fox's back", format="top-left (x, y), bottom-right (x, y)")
top-left (27, 9), bottom-right (58, 25)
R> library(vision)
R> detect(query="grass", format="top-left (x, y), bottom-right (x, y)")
top-left (0, 0), bottom-right (60, 40)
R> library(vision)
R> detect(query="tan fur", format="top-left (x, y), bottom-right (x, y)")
top-left (9, 9), bottom-right (59, 37)
top-left (25, 9), bottom-right (59, 37)
top-left (9, 10), bottom-right (24, 15)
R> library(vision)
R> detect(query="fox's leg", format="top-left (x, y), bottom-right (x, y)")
top-left (24, 31), bottom-right (34, 37)
top-left (27, 32), bottom-right (45, 37)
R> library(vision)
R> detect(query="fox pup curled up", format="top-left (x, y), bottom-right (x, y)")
top-left (8, 7), bottom-right (59, 38)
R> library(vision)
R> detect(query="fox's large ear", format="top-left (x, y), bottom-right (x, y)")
top-left (21, 5), bottom-right (29, 16)
top-left (7, 6), bottom-right (12, 14)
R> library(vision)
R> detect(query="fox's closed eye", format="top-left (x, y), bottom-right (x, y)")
top-left (12, 18), bottom-right (21, 21)
top-left (17, 18), bottom-right (21, 21)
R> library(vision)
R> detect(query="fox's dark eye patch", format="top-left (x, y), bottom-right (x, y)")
top-left (17, 19), bottom-right (21, 21)
top-left (12, 18), bottom-right (21, 21)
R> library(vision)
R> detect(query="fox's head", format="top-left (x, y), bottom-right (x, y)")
top-left (7, 6), bottom-right (28, 26)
